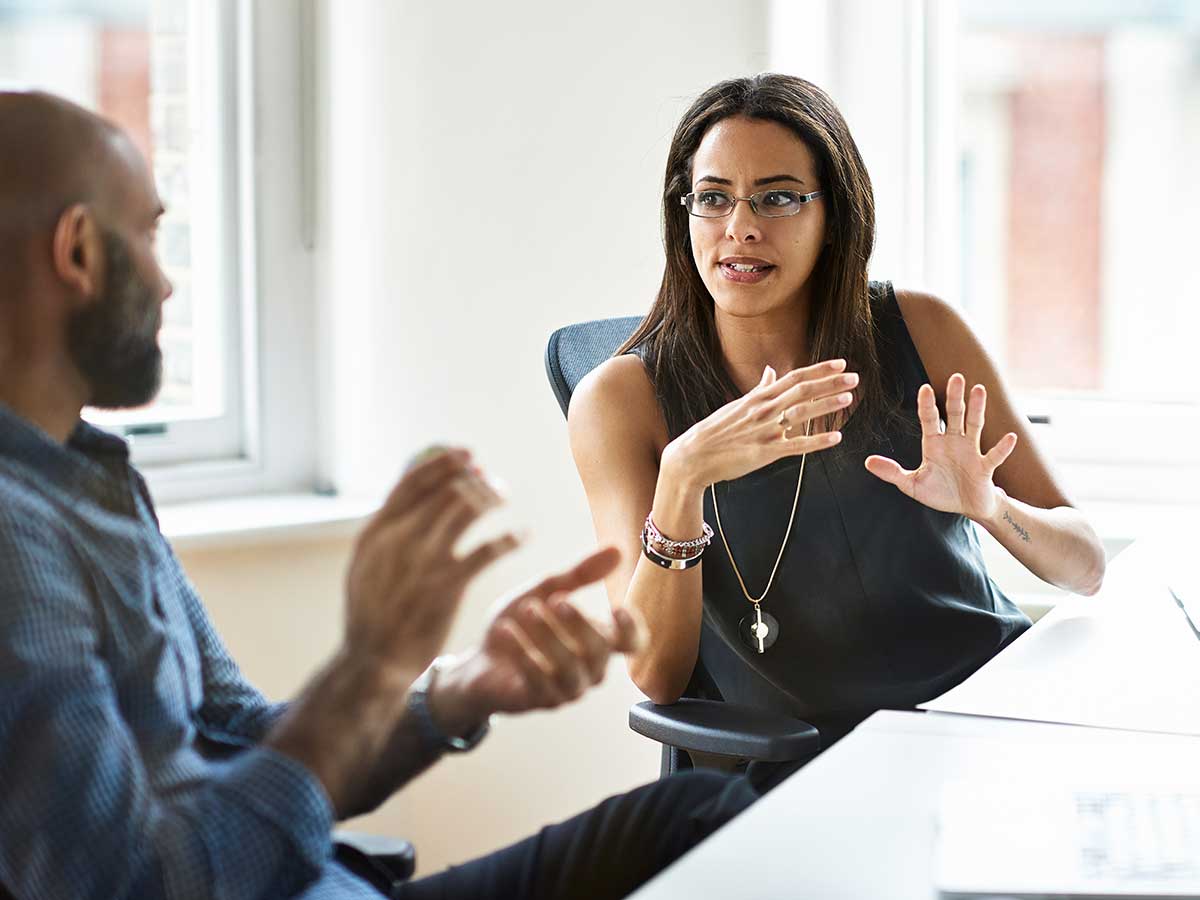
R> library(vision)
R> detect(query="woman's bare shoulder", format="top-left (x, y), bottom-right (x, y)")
top-left (568, 354), bottom-right (669, 455)
top-left (892, 286), bottom-right (963, 334)
top-left (892, 285), bottom-right (985, 385)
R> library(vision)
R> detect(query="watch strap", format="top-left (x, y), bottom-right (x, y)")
top-left (408, 657), bottom-right (490, 754)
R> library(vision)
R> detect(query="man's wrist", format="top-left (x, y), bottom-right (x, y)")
top-left (333, 646), bottom-right (422, 702)
top-left (424, 654), bottom-right (491, 740)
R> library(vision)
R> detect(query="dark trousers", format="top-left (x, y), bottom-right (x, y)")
top-left (390, 771), bottom-right (756, 900)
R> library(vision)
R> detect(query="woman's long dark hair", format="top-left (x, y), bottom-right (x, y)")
top-left (619, 73), bottom-right (894, 445)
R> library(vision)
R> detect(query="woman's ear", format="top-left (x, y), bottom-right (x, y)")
top-left (52, 204), bottom-right (103, 305)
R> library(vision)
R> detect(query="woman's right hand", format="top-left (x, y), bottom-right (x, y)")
top-left (660, 359), bottom-right (857, 490)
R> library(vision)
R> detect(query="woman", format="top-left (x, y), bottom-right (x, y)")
top-left (568, 74), bottom-right (1106, 784)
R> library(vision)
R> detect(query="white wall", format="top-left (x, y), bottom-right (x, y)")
top-left (184, 0), bottom-right (768, 878)
top-left (314, 0), bottom-right (768, 499)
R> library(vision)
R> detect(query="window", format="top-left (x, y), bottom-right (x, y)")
top-left (1, 1), bottom-right (321, 503)
top-left (951, 0), bottom-right (1200, 500)
top-left (0, 0), bottom-right (246, 470)
top-left (793, 0), bottom-right (1200, 504)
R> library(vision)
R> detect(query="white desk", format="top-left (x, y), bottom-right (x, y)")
top-left (630, 710), bottom-right (1200, 900)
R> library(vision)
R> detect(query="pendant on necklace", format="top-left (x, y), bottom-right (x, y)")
top-left (738, 603), bottom-right (779, 654)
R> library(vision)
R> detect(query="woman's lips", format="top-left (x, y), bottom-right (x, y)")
top-left (719, 261), bottom-right (775, 284)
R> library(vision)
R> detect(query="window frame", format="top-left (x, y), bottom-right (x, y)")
top-left (86, 0), bottom-right (249, 471)
top-left (133, 0), bottom-right (322, 504)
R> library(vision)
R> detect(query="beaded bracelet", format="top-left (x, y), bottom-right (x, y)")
top-left (643, 514), bottom-right (714, 555)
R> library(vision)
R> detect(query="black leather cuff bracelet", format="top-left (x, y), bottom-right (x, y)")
top-left (640, 531), bottom-right (704, 570)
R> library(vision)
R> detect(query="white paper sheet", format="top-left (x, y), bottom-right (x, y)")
top-left (919, 534), bottom-right (1200, 735)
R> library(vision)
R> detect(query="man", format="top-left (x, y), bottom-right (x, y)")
top-left (0, 92), bottom-right (755, 899)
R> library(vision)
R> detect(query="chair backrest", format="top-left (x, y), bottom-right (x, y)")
top-left (544, 316), bottom-right (643, 416)
top-left (545, 316), bottom-right (716, 778)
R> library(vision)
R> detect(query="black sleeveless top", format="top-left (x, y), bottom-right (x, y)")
top-left (671, 282), bottom-right (1030, 721)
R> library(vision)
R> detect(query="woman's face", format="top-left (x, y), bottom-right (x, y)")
top-left (687, 115), bottom-right (827, 319)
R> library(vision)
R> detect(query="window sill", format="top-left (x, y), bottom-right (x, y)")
top-left (158, 492), bottom-right (379, 553)
top-left (1079, 498), bottom-right (1198, 550)
top-left (156, 492), bottom-right (1193, 574)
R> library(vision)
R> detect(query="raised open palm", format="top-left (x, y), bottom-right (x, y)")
top-left (864, 373), bottom-right (1017, 521)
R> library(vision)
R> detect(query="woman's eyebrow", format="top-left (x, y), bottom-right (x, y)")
top-left (754, 174), bottom-right (805, 186)
top-left (694, 174), bottom-right (807, 187)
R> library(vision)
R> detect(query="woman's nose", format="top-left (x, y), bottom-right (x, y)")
top-left (724, 198), bottom-right (762, 243)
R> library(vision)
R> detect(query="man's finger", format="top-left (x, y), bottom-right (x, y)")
top-left (423, 477), bottom-right (502, 552)
top-left (518, 599), bottom-right (588, 699)
top-left (459, 532), bottom-right (523, 581)
top-left (549, 597), bottom-right (612, 685)
top-left (611, 606), bottom-right (646, 654)
top-left (530, 546), bottom-right (622, 601)
top-left (493, 620), bottom-right (561, 709)
top-left (489, 545), bottom-right (622, 621)
top-left (376, 447), bottom-right (471, 523)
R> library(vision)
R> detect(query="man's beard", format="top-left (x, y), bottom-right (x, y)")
top-left (67, 229), bottom-right (163, 410)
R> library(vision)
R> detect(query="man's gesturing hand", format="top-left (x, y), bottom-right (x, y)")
top-left (431, 546), bottom-right (645, 729)
top-left (343, 447), bottom-right (521, 675)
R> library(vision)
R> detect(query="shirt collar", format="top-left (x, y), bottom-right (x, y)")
top-left (0, 402), bottom-right (131, 499)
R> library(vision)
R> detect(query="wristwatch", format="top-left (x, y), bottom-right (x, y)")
top-left (407, 656), bottom-right (491, 754)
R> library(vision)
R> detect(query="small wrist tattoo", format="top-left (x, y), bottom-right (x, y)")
top-left (1003, 510), bottom-right (1031, 543)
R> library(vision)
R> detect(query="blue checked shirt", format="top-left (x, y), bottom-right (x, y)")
top-left (0, 404), bottom-right (380, 899)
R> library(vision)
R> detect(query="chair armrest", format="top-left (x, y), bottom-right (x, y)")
top-left (629, 699), bottom-right (821, 763)
top-left (334, 830), bottom-right (416, 891)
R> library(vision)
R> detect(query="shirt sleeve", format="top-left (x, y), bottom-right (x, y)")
top-left (0, 513), bottom-right (333, 900)
top-left (173, 559), bottom-right (291, 744)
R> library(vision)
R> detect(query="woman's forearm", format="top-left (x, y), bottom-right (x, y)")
top-left (976, 490), bottom-right (1106, 596)
top-left (622, 450), bottom-right (709, 704)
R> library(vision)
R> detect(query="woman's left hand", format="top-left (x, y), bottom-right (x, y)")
top-left (864, 373), bottom-right (1018, 522)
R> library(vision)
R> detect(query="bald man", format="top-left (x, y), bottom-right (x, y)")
top-left (0, 92), bottom-right (756, 900)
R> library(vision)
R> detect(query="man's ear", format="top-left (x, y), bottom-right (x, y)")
top-left (51, 203), bottom-right (104, 305)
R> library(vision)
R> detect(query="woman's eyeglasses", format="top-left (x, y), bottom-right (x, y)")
top-left (680, 188), bottom-right (825, 218)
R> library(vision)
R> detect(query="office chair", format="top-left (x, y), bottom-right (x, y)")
top-left (334, 831), bottom-right (416, 896)
top-left (545, 316), bottom-right (821, 777)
